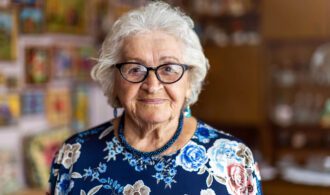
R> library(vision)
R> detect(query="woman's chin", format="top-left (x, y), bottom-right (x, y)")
top-left (136, 111), bottom-right (172, 124)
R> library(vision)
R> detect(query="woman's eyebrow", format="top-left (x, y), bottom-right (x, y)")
top-left (121, 57), bottom-right (144, 63)
top-left (122, 56), bottom-right (180, 64)
top-left (159, 56), bottom-right (180, 62)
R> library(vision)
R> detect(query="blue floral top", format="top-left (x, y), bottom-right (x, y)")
top-left (49, 120), bottom-right (262, 195)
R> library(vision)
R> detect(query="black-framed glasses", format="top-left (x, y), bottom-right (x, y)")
top-left (115, 62), bottom-right (190, 84)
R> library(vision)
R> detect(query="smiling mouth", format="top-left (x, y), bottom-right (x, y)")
top-left (138, 98), bottom-right (166, 104)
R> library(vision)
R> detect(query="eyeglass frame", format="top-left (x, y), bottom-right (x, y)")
top-left (114, 62), bottom-right (190, 84)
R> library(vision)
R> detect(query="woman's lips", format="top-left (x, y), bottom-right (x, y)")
top-left (138, 98), bottom-right (166, 104)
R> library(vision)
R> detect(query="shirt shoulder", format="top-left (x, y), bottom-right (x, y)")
top-left (192, 120), bottom-right (258, 173)
top-left (193, 120), bottom-right (243, 145)
top-left (186, 121), bottom-right (262, 194)
top-left (64, 121), bottom-right (114, 145)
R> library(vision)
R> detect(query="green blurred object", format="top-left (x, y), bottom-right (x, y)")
top-left (24, 127), bottom-right (72, 189)
top-left (0, 10), bottom-right (16, 60)
top-left (45, 0), bottom-right (86, 34)
top-left (321, 99), bottom-right (330, 127)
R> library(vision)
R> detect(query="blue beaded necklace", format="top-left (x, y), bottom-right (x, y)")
top-left (118, 112), bottom-right (184, 157)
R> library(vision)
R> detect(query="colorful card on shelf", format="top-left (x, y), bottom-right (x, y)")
top-left (0, 149), bottom-right (20, 194)
top-left (45, 0), bottom-right (86, 34)
top-left (71, 84), bottom-right (89, 131)
top-left (113, 0), bottom-right (147, 17)
top-left (13, 0), bottom-right (39, 5)
top-left (5, 75), bottom-right (19, 90)
top-left (0, 9), bottom-right (16, 60)
top-left (115, 0), bottom-right (147, 9)
top-left (321, 99), bottom-right (330, 127)
top-left (0, 72), bottom-right (5, 89)
top-left (75, 46), bottom-right (95, 80)
top-left (93, 0), bottom-right (111, 48)
top-left (46, 86), bottom-right (71, 126)
top-left (0, 71), bottom-right (19, 90)
top-left (0, 93), bottom-right (20, 126)
top-left (52, 46), bottom-right (76, 79)
top-left (21, 89), bottom-right (44, 115)
top-left (24, 127), bottom-right (72, 189)
top-left (25, 47), bottom-right (51, 85)
top-left (19, 6), bottom-right (44, 34)
top-left (0, 0), bottom-right (10, 7)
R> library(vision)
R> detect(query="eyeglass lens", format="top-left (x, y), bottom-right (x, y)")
top-left (118, 63), bottom-right (186, 83)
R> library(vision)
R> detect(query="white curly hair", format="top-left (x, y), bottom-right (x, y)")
top-left (91, 1), bottom-right (209, 108)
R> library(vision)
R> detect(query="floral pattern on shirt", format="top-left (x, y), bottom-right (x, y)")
top-left (49, 121), bottom-right (262, 195)
top-left (103, 136), bottom-right (179, 188)
top-left (207, 139), bottom-right (243, 176)
top-left (152, 158), bottom-right (178, 188)
top-left (56, 173), bottom-right (74, 195)
top-left (226, 162), bottom-right (257, 195)
top-left (200, 188), bottom-right (216, 195)
top-left (104, 137), bottom-right (124, 162)
top-left (82, 159), bottom-right (124, 193)
top-left (176, 141), bottom-right (208, 172)
top-left (55, 143), bottom-right (81, 169)
top-left (206, 139), bottom-right (260, 194)
top-left (123, 180), bottom-right (151, 195)
top-left (194, 123), bottom-right (219, 143)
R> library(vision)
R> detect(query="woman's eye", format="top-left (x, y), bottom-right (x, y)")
top-left (128, 67), bottom-right (144, 74)
top-left (162, 65), bottom-right (180, 74)
top-left (131, 68), bottom-right (141, 72)
top-left (164, 66), bottom-right (174, 72)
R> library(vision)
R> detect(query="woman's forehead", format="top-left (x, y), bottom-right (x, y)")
top-left (121, 31), bottom-right (183, 62)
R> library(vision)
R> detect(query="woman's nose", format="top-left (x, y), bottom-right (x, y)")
top-left (141, 71), bottom-right (163, 93)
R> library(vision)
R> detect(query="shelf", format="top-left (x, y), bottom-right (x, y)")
top-left (278, 148), bottom-right (330, 154)
top-left (262, 0), bottom-right (330, 39)
top-left (195, 11), bottom-right (260, 20)
top-left (271, 124), bottom-right (330, 131)
top-left (276, 148), bottom-right (330, 163)
top-left (263, 179), bottom-right (330, 195)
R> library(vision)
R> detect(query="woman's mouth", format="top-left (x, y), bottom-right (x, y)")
top-left (138, 98), bottom-right (166, 104)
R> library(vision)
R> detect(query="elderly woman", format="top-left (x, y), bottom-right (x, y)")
top-left (49, 2), bottom-right (262, 195)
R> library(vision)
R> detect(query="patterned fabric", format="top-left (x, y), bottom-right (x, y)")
top-left (49, 121), bottom-right (262, 195)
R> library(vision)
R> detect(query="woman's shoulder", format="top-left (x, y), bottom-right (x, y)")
top-left (177, 120), bottom-right (262, 194)
top-left (64, 120), bottom-right (115, 145)
top-left (194, 120), bottom-right (243, 145)
top-left (192, 120), bottom-right (256, 166)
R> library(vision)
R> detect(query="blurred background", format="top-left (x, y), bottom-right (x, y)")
top-left (0, 0), bottom-right (330, 194)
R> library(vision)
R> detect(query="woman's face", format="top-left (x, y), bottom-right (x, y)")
top-left (114, 31), bottom-right (191, 124)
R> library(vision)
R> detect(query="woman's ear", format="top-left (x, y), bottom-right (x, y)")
top-left (185, 84), bottom-right (192, 101)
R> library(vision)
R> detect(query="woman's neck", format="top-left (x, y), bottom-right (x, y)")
top-left (123, 114), bottom-right (179, 152)
top-left (112, 114), bottom-right (197, 155)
